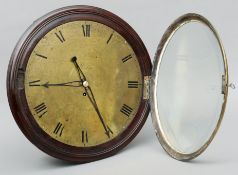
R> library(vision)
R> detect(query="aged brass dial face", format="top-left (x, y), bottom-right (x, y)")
top-left (24, 20), bottom-right (143, 147)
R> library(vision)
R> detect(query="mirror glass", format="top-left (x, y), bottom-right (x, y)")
top-left (156, 21), bottom-right (225, 154)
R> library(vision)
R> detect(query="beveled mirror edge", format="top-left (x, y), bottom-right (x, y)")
top-left (150, 13), bottom-right (229, 161)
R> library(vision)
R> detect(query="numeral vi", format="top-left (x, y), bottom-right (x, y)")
top-left (82, 130), bottom-right (88, 145)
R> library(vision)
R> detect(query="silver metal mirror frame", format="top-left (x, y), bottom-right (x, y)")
top-left (150, 13), bottom-right (229, 161)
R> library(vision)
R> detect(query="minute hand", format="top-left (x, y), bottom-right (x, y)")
top-left (85, 86), bottom-right (111, 138)
top-left (71, 56), bottom-right (111, 138)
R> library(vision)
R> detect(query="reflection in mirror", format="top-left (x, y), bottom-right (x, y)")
top-left (156, 21), bottom-right (225, 155)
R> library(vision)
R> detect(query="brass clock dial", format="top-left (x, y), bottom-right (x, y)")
top-left (25, 20), bottom-right (142, 147)
top-left (7, 6), bottom-right (151, 162)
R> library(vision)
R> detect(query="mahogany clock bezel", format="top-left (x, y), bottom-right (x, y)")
top-left (7, 5), bottom-right (152, 163)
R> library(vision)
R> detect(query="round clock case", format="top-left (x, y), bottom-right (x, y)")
top-left (7, 5), bottom-right (151, 163)
top-left (7, 5), bottom-right (229, 162)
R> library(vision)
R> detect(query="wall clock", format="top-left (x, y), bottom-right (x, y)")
top-left (7, 5), bottom-right (151, 163)
top-left (7, 5), bottom-right (232, 162)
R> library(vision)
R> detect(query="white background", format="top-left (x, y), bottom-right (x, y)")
top-left (0, 1), bottom-right (238, 174)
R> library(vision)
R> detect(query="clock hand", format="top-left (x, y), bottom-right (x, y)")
top-left (71, 56), bottom-right (111, 138)
top-left (85, 86), bottom-right (111, 138)
top-left (71, 56), bottom-right (87, 82)
top-left (42, 80), bottom-right (83, 88)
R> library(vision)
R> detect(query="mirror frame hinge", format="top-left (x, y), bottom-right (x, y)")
top-left (222, 75), bottom-right (226, 94)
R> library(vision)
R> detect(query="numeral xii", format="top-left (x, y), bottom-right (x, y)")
top-left (82, 24), bottom-right (90, 37)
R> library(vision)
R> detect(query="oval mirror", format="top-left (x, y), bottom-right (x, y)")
top-left (150, 14), bottom-right (228, 160)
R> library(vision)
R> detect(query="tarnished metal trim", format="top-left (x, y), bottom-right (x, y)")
top-left (222, 75), bottom-right (226, 94)
top-left (143, 76), bottom-right (151, 99)
top-left (17, 69), bottom-right (25, 89)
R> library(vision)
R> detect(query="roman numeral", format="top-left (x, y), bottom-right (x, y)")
top-left (128, 81), bottom-right (139, 88)
top-left (55, 30), bottom-right (65, 43)
top-left (29, 80), bottom-right (41, 86)
top-left (35, 53), bottom-right (47, 59)
top-left (120, 104), bottom-right (133, 117)
top-left (107, 32), bottom-right (114, 44)
top-left (33, 102), bottom-right (47, 118)
top-left (82, 24), bottom-right (90, 37)
top-left (122, 54), bottom-right (132, 63)
top-left (82, 130), bottom-right (88, 144)
top-left (53, 122), bottom-right (64, 136)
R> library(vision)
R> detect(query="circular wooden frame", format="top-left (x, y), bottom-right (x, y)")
top-left (7, 5), bottom-right (152, 163)
top-left (150, 13), bottom-right (228, 161)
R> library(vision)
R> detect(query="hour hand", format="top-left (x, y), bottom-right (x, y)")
top-left (71, 56), bottom-right (86, 82)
